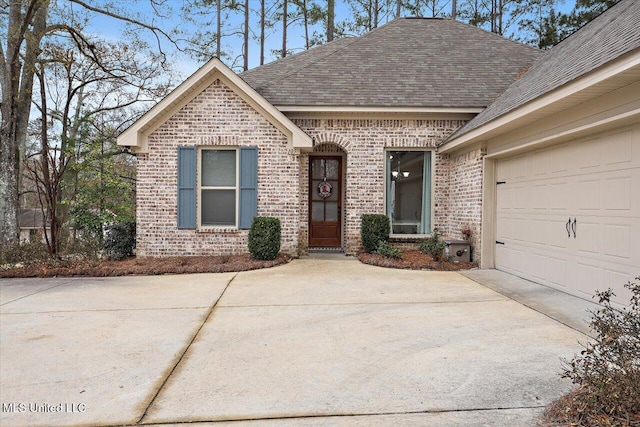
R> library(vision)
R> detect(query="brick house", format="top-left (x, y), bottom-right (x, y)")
top-left (118, 1), bottom-right (639, 303)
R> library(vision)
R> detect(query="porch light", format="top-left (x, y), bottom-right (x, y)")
top-left (402, 171), bottom-right (410, 178)
top-left (392, 171), bottom-right (399, 178)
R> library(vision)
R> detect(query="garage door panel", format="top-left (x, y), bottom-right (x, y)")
top-left (575, 137), bottom-right (602, 171)
top-left (576, 221), bottom-right (599, 254)
top-left (494, 124), bottom-right (639, 304)
top-left (546, 256), bottom-right (568, 288)
top-left (604, 128), bottom-right (634, 167)
top-left (575, 179), bottom-right (601, 211)
top-left (572, 262), bottom-right (601, 298)
top-left (603, 223), bottom-right (631, 258)
top-left (603, 268), bottom-right (634, 304)
top-left (604, 177), bottom-right (632, 211)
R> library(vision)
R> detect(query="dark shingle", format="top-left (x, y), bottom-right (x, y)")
top-left (449, 0), bottom-right (640, 140)
top-left (240, 18), bottom-right (542, 108)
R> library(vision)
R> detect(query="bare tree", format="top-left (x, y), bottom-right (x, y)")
top-left (0, 0), bottom-right (176, 247)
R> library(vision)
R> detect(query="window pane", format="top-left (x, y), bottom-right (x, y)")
top-left (325, 202), bottom-right (338, 221)
top-left (325, 159), bottom-right (340, 180)
top-left (312, 202), bottom-right (324, 221)
top-left (311, 159), bottom-right (324, 179)
top-left (202, 189), bottom-right (236, 226)
top-left (202, 150), bottom-right (236, 187)
top-left (387, 151), bottom-right (427, 234)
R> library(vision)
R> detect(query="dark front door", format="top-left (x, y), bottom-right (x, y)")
top-left (309, 156), bottom-right (342, 247)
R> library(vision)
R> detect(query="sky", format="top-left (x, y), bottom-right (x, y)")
top-left (87, 0), bottom-right (578, 80)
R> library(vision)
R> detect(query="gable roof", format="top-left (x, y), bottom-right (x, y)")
top-left (240, 18), bottom-right (542, 109)
top-left (117, 58), bottom-right (312, 153)
top-left (444, 0), bottom-right (640, 148)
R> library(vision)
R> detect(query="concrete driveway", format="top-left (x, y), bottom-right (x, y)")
top-left (0, 256), bottom-right (587, 426)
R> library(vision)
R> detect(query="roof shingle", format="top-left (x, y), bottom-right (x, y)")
top-left (449, 0), bottom-right (640, 140)
top-left (240, 18), bottom-right (542, 108)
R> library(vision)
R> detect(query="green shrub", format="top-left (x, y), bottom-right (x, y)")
top-left (419, 228), bottom-right (447, 261)
top-left (373, 240), bottom-right (401, 259)
top-left (0, 240), bottom-right (49, 266)
top-left (248, 217), bottom-right (281, 260)
top-left (543, 278), bottom-right (640, 426)
top-left (361, 214), bottom-right (390, 253)
top-left (103, 222), bottom-right (136, 260)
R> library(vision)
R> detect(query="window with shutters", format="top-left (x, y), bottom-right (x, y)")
top-left (200, 148), bottom-right (238, 227)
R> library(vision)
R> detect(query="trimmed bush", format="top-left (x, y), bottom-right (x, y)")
top-left (248, 217), bottom-right (281, 260)
top-left (373, 240), bottom-right (401, 259)
top-left (361, 214), bottom-right (390, 253)
top-left (419, 228), bottom-right (447, 261)
top-left (104, 222), bottom-right (136, 260)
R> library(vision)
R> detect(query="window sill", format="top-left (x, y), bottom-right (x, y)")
top-left (197, 227), bottom-right (242, 234)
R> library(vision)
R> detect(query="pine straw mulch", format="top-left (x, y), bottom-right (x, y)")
top-left (0, 253), bottom-right (292, 278)
top-left (358, 250), bottom-right (477, 271)
top-left (540, 388), bottom-right (640, 427)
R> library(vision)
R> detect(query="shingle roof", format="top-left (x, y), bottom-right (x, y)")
top-left (449, 0), bottom-right (640, 140)
top-left (240, 18), bottom-right (542, 108)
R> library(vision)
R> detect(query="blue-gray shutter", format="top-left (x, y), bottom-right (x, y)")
top-left (239, 146), bottom-right (258, 229)
top-left (177, 146), bottom-right (197, 229)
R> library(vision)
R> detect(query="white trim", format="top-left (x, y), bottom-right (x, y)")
top-left (384, 148), bottom-right (435, 236)
top-left (485, 107), bottom-right (640, 159)
top-left (278, 105), bottom-right (485, 114)
top-left (440, 49), bottom-right (640, 154)
top-left (117, 58), bottom-right (312, 153)
top-left (197, 147), bottom-right (239, 229)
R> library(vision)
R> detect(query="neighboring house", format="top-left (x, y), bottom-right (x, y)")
top-left (118, 0), bottom-right (639, 303)
top-left (19, 209), bottom-right (50, 244)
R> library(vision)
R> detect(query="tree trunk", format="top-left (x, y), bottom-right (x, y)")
top-left (302, 0), bottom-right (310, 50)
top-left (0, 0), bottom-right (49, 246)
top-left (396, 0), bottom-right (401, 18)
top-left (244, 0), bottom-right (249, 70)
top-left (260, 0), bottom-right (265, 65)
top-left (216, 0), bottom-right (221, 58)
top-left (373, 0), bottom-right (379, 28)
top-left (451, 0), bottom-right (457, 19)
top-left (327, 0), bottom-right (334, 42)
top-left (282, 0), bottom-right (288, 57)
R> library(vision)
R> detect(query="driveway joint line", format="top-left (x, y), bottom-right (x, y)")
top-left (136, 272), bottom-right (239, 425)
top-left (217, 299), bottom-right (507, 308)
top-left (0, 279), bottom-right (75, 306)
top-left (0, 307), bottom-right (211, 315)
top-left (132, 404), bottom-right (547, 425)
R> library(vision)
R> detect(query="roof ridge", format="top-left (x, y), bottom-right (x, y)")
top-left (250, 19), bottom-right (403, 92)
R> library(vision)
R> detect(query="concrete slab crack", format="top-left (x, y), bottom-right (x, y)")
top-left (135, 272), bottom-right (238, 424)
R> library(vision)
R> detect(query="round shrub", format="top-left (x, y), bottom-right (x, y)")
top-left (103, 222), bottom-right (136, 260)
top-left (248, 217), bottom-right (281, 260)
top-left (361, 214), bottom-right (390, 253)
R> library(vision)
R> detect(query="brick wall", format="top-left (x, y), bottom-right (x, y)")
top-left (293, 118), bottom-right (467, 255)
top-left (444, 146), bottom-right (486, 263)
top-left (136, 79), bottom-right (299, 257)
top-left (136, 78), bottom-right (484, 259)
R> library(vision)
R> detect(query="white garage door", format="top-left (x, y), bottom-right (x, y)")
top-left (495, 124), bottom-right (640, 304)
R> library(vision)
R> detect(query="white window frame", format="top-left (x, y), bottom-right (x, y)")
top-left (384, 148), bottom-right (435, 237)
top-left (197, 147), bottom-right (239, 229)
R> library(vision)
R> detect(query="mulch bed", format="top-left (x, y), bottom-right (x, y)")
top-left (0, 253), bottom-right (292, 278)
top-left (2, 250), bottom-right (475, 278)
top-left (358, 250), bottom-right (477, 271)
